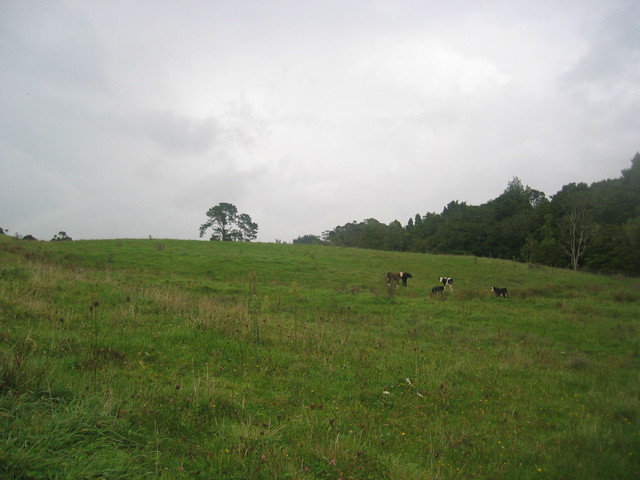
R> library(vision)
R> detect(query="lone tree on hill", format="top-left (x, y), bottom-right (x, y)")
top-left (199, 202), bottom-right (258, 242)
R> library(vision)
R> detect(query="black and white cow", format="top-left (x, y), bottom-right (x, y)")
top-left (491, 286), bottom-right (508, 298)
top-left (439, 277), bottom-right (454, 290)
top-left (431, 285), bottom-right (445, 294)
top-left (387, 271), bottom-right (413, 287)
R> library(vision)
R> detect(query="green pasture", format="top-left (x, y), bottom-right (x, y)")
top-left (1, 235), bottom-right (638, 479)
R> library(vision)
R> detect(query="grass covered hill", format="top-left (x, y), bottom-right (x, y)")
top-left (1, 235), bottom-right (639, 479)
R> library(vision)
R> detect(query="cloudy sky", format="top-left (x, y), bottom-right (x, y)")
top-left (1, 0), bottom-right (639, 242)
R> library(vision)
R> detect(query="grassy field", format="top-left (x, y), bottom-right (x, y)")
top-left (1, 235), bottom-right (638, 479)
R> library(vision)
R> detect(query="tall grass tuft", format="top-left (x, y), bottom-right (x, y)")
top-left (0, 336), bottom-right (42, 395)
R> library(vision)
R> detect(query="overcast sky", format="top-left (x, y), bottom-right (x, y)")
top-left (1, 0), bottom-right (639, 242)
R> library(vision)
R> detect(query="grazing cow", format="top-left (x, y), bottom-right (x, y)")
top-left (387, 271), bottom-right (413, 287)
top-left (439, 277), bottom-right (454, 290)
top-left (491, 286), bottom-right (508, 298)
top-left (431, 285), bottom-right (445, 294)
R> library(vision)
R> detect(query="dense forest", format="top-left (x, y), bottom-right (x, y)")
top-left (295, 153), bottom-right (640, 274)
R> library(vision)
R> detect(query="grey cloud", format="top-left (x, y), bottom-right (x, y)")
top-left (562, 1), bottom-right (640, 99)
top-left (135, 112), bottom-right (219, 154)
top-left (114, 98), bottom-right (270, 158)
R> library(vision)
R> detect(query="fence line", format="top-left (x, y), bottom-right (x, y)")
top-left (580, 267), bottom-right (640, 278)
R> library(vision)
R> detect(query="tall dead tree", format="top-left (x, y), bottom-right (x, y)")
top-left (558, 202), bottom-right (597, 270)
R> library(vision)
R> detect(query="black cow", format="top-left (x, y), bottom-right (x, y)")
top-left (387, 271), bottom-right (413, 287)
top-left (431, 285), bottom-right (445, 294)
top-left (439, 277), bottom-right (454, 290)
top-left (491, 286), bottom-right (508, 298)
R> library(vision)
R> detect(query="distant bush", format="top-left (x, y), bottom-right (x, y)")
top-left (51, 231), bottom-right (72, 242)
top-left (292, 234), bottom-right (327, 245)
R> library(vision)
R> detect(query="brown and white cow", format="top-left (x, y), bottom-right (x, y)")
top-left (387, 271), bottom-right (413, 287)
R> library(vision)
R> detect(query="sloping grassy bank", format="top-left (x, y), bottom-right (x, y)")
top-left (1, 236), bottom-right (638, 479)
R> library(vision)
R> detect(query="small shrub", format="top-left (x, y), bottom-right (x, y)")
top-left (567, 356), bottom-right (591, 370)
top-left (612, 291), bottom-right (639, 303)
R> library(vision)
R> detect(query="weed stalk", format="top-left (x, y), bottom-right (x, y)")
top-left (248, 272), bottom-right (262, 346)
top-left (89, 299), bottom-right (100, 389)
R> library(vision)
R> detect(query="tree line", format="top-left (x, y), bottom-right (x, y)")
top-left (295, 153), bottom-right (640, 274)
